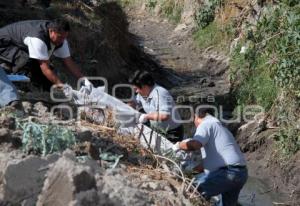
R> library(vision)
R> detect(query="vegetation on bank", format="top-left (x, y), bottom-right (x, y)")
top-left (230, 1), bottom-right (300, 156)
top-left (144, 0), bottom-right (184, 23)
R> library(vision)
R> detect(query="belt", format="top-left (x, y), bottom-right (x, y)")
top-left (220, 165), bottom-right (247, 170)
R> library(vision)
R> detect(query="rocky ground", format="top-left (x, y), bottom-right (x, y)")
top-left (0, 104), bottom-right (208, 206)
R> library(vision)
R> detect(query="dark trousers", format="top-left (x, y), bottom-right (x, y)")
top-left (195, 166), bottom-right (248, 206)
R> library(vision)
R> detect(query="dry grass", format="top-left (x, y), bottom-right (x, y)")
top-left (78, 109), bottom-right (207, 205)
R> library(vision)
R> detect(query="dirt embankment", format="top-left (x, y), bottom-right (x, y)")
top-left (236, 118), bottom-right (300, 205)
top-left (0, 0), bottom-right (181, 91)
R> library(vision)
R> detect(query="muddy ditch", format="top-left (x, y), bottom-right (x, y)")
top-left (125, 3), bottom-right (300, 205)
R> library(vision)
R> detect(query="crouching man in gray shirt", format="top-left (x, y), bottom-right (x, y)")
top-left (173, 106), bottom-right (248, 206)
top-left (129, 70), bottom-right (183, 143)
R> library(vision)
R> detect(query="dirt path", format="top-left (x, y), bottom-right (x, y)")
top-left (126, 7), bottom-right (231, 107)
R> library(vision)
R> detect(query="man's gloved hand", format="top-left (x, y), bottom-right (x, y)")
top-left (138, 114), bottom-right (148, 124)
top-left (84, 78), bottom-right (93, 88)
top-left (79, 78), bottom-right (93, 95)
top-left (62, 84), bottom-right (73, 98)
top-left (172, 142), bottom-right (181, 153)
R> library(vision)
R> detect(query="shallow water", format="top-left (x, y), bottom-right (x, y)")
top-left (239, 176), bottom-right (283, 206)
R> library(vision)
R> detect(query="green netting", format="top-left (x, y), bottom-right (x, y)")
top-left (19, 121), bottom-right (76, 156)
top-left (99, 152), bottom-right (123, 169)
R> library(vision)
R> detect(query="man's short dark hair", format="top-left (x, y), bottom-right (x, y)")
top-left (48, 18), bottom-right (70, 32)
top-left (195, 102), bottom-right (216, 118)
top-left (128, 70), bottom-right (155, 88)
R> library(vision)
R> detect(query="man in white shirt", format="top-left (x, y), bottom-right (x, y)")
top-left (0, 19), bottom-right (88, 107)
top-left (173, 106), bottom-right (248, 206)
top-left (129, 70), bottom-right (184, 143)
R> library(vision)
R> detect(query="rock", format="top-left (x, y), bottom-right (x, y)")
top-left (76, 130), bottom-right (93, 142)
top-left (0, 153), bottom-right (13, 185)
top-left (0, 116), bottom-right (15, 130)
top-left (181, 0), bottom-right (201, 26)
top-left (10, 131), bottom-right (22, 148)
top-left (236, 113), bottom-right (267, 152)
top-left (100, 173), bottom-right (150, 206)
top-left (22, 101), bottom-right (33, 114)
top-left (174, 23), bottom-right (187, 32)
top-left (33, 102), bottom-right (48, 117)
top-left (208, 82), bottom-right (215, 87)
top-left (0, 129), bottom-right (10, 143)
top-left (37, 151), bottom-right (100, 206)
top-left (100, 171), bottom-right (191, 206)
top-left (2, 155), bottom-right (58, 205)
top-left (71, 189), bottom-right (100, 206)
top-left (140, 181), bottom-right (160, 190)
top-left (73, 141), bottom-right (100, 160)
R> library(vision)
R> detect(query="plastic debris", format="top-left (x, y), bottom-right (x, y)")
top-left (7, 74), bottom-right (30, 82)
top-left (99, 152), bottom-right (123, 169)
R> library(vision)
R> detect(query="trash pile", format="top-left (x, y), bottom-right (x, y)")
top-left (0, 87), bottom-right (208, 206)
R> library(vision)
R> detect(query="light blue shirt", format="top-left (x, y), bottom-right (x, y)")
top-left (135, 84), bottom-right (181, 131)
top-left (193, 115), bottom-right (246, 173)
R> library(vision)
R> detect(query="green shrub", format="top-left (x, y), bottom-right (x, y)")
top-left (146, 0), bottom-right (183, 23)
top-left (195, 0), bottom-right (222, 29)
top-left (249, 3), bottom-right (300, 91)
top-left (146, 0), bottom-right (157, 9)
top-left (230, 2), bottom-right (300, 155)
top-left (230, 2), bottom-right (299, 110)
top-left (230, 42), bottom-right (278, 110)
top-left (275, 127), bottom-right (300, 156)
top-left (160, 0), bottom-right (183, 23)
top-left (194, 21), bottom-right (234, 51)
top-left (235, 70), bottom-right (278, 110)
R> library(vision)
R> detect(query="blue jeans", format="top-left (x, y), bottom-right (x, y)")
top-left (0, 66), bottom-right (19, 107)
top-left (195, 166), bottom-right (248, 206)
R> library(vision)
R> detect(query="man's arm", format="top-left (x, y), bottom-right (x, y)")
top-left (179, 139), bottom-right (202, 151)
top-left (172, 139), bottom-right (203, 173)
top-left (39, 60), bottom-right (62, 85)
top-left (62, 57), bottom-right (83, 79)
top-left (144, 112), bottom-right (169, 121)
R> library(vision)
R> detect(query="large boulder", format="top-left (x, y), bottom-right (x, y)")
top-left (37, 150), bottom-right (103, 206)
top-left (2, 154), bottom-right (59, 205)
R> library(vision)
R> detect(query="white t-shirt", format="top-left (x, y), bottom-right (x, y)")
top-left (23, 37), bottom-right (70, 60)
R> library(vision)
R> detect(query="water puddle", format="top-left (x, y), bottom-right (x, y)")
top-left (239, 176), bottom-right (284, 206)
